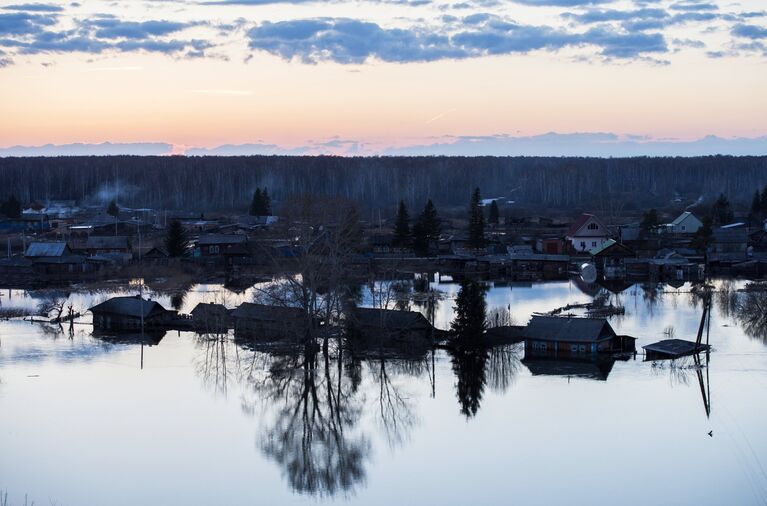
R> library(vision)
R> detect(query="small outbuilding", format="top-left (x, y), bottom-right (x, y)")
top-left (231, 302), bottom-right (310, 339)
top-left (89, 296), bottom-right (175, 331)
top-left (523, 316), bottom-right (635, 356)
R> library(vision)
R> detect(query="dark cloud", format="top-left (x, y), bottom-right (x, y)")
top-left (732, 23), bottom-right (767, 40)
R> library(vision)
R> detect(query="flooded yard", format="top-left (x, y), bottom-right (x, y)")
top-left (1, 278), bottom-right (767, 505)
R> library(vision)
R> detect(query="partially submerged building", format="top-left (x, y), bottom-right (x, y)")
top-left (231, 302), bottom-right (310, 339)
top-left (89, 296), bottom-right (176, 331)
top-left (523, 316), bottom-right (635, 356)
top-left (190, 302), bottom-right (231, 332)
top-left (347, 307), bottom-right (433, 348)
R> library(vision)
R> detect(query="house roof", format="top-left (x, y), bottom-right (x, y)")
top-left (230, 302), bottom-right (306, 321)
top-left (566, 213), bottom-right (604, 238)
top-left (197, 234), bottom-right (247, 245)
top-left (191, 302), bottom-right (230, 316)
top-left (589, 239), bottom-right (634, 257)
top-left (351, 307), bottom-right (431, 330)
top-left (670, 211), bottom-right (700, 226)
top-left (25, 242), bottom-right (68, 257)
top-left (524, 316), bottom-right (615, 343)
top-left (85, 236), bottom-right (129, 250)
top-left (89, 296), bottom-right (170, 318)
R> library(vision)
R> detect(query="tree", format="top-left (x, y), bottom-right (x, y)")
top-left (165, 219), bottom-right (189, 257)
top-left (250, 188), bottom-right (262, 216)
top-left (451, 280), bottom-right (487, 342)
top-left (468, 188), bottom-right (485, 248)
top-left (488, 200), bottom-right (499, 225)
top-left (411, 220), bottom-right (429, 257)
top-left (420, 199), bottom-right (441, 240)
top-left (0, 195), bottom-right (21, 218)
top-left (106, 199), bottom-right (119, 217)
top-left (640, 208), bottom-right (660, 233)
top-left (262, 188), bottom-right (272, 215)
top-left (712, 193), bottom-right (734, 225)
top-left (393, 200), bottom-right (410, 247)
top-left (762, 185), bottom-right (767, 215)
top-left (751, 190), bottom-right (762, 225)
top-left (691, 215), bottom-right (713, 252)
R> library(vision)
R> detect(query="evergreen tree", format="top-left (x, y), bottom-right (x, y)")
top-left (393, 200), bottom-right (411, 247)
top-left (249, 188), bottom-right (262, 216)
top-left (712, 193), bottom-right (734, 225)
top-left (451, 280), bottom-right (487, 342)
top-left (691, 216), bottom-right (714, 252)
top-left (420, 199), bottom-right (441, 240)
top-left (165, 219), bottom-right (189, 257)
top-left (640, 208), bottom-right (660, 233)
top-left (1, 195), bottom-right (21, 218)
top-left (468, 188), bottom-right (485, 248)
top-left (106, 199), bottom-right (119, 217)
top-left (762, 185), bottom-right (767, 215)
top-left (751, 190), bottom-right (762, 224)
top-left (488, 200), bottom-right (500, 225)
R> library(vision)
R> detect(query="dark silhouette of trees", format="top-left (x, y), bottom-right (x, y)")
top-left (250, 187), bottom-right (272, 216)
top-left (691, 216), bottom-right (714, 252)
top-left (106, 199), bottom-right (119, 217)
top-left (450, 347), bottom-right (488, 418)
top-left (0, 195), bottom-right (21, 218)
top-left (393, 200), bottom-right (410, 247)
top-left (411, 220), bottom-right (429, 257)
top-left (640, 208), bottom-right (660, 234)
top-left (420, 199), bottom-right (441, 240)
top-left (165, 219), bottom-right (189, 257)
top-left (468, 188), bottom-right (485, 248)
top-left (712, 193), bottom-right (734, 225)
top-left (451, 280), bottom-right (486, 343)
top-left (751, 191), bottom-right (762, 225)
top-left (488, 200), bottom-right (499, 225)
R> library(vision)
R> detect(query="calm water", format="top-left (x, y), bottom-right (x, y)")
top-left (1, 279), bottom-right (767, 505)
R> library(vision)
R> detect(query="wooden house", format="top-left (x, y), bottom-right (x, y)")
top-left (190, 302), bottom-right (231, 332)
top-left (667, 212), bottom-right (703, 235)
top-left (523, 316), bottom-right (635, 357)
top-left (194, 234), bottom-right (250, 263)
top-left (230, 302), bottom-right (310, 339)
top-left (589, 239), bottom-right (635, 279)
top-left (89, 296), bottom-right (176, 331)
top-left (84, 235), bottom-right (131, 256)
top-left (347, 307), bottom-right (433, 348)
top-left (24, 241), bottom-right (94, 280)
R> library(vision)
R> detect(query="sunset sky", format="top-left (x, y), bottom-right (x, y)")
top-left (1, 0), bottom-right (765, 156)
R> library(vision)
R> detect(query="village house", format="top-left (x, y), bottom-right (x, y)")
top-left (347, 307), bottom-right (433, 347)
top-left (711, 223), bottom-right (749, 262)
top-left (24, 241), bottom-right (95, 280)
top-left (84, 236), bottom-right (131, 257)
top-left (231, 303), bottom-right (311, 339)
top-left (89, 296), bottom-right (176, 331)
top-left (523, 316), bottom-right (635, 356)
top-left (190, 302), bottom-right (231, 332)
top-left (666, 211), bottom-right (703, 235)
top-left (589, 239), bottom-right (635, 279)
top-left (565, 214), bottom-right (610, 253)
top-left (194, 234), bottom-right (249, 260)
top-left (0, 213), bottom-right (51, 234)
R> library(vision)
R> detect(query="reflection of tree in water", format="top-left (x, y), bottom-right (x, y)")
top-left (369, 357), bottom-right (421, 449)
top-left (450, 348), bottom-right (488, 417)
top-left (734, 285), bottom-right (767, 342)
top-left (193, 332), bottom-right (253, 397)
top-left (715, 280), bottom-right (738, 320)
top-left (640, 283), bottom-right (664, 315)
top-left (485, 344), bottom-right (522, 394)
top-left (247, 345), bottom-right (370, 498)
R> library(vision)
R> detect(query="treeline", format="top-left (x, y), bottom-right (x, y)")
top-left (0, 155), bottom-right (766, 211)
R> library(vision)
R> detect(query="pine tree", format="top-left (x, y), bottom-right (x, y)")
top-left (420, 199), bottom-right (441, 240)
top-left (761, 185), bottom-right (767, 215)
top-left (106, 199), bottom-right (119, 217)
top-left (1, 195), bottom-right (21, 219)
top-left (250, 188), bottom-right (262, 216)
top-left (393, 200), bottom-right (411, 247)
top-left (488, 200), bottom-right (499, 225)
top-left (468, 188), bottom-right (485, 248)
top-left (165, 219), bottom-right (188, 257)
top-left (712, 193), bottom-right (734, 225)
top-left (640, 208), bottom-right (659, 233)
top-left (751, 190), bottom-right (762, 224)
top-left (691, 216), bottom-right (713, 252)
top-left (451, 280), bottom-right (486, 342)
top-left (412, 220), bottom-right (429, 257)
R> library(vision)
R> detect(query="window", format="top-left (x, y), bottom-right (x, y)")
top-left (571, 345), bottom-right (578, 352)
top-left (588, 223), bottom-right (599, 230)
top-left (580, 241), bottom-right (586, 249)
top-left (681, 226), bottom-right (686, 231)
top-left (210, 245), bottom-right (220, 254)
top-left (592, 241), bottom-right (597, 247)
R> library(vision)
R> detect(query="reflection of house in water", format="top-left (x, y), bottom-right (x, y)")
top-left (523, 357), bottom-right (616, 381)
top-left (347, 308), bottom-right (433, 349)
top-left (523, 316), bottom-right (636, 356)
top-left (91, 329), bottom-right (167, 346)
top-left (231, 303), bottom-right (310, 339)
top-left (89, 296), bottom-right (176, 331)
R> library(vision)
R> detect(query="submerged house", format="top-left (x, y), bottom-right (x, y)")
top-left (230, 303), bottom-right (310, 339)
top-left (190, 302), bottom-right (231, 332)
top-left (523, 316), bottom-right (635, 356)
top-left (89, 296), bottom-right (176, 331)
top-left (589, 239), bottom-right (635, 279)
top-left (347, 307), bottom-right (433, 347)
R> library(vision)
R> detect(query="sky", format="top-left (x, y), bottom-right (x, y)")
top-left (0, 0), bottom-right (765, 156)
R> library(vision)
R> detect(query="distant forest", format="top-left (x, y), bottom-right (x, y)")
top-left (0, 155), bottom-right (766, 213)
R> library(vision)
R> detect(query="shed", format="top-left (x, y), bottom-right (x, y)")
top-left (230, 302), bottom-right (310, 339)
top-left (347, 307), bottom-right (433, 349)
top-left (190, 302), bottom-right (231, 332)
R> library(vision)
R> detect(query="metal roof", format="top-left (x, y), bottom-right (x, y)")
top-left (85, 236), bottom-right (129, 249)
top-left (25, 242), bottom-right (68, 258)
top-left (524, 316), bottom-right (615, 343)
top-left (89, 296), bottom-right (170, 318)
top-left (197, 234), bottom-right (247, 245)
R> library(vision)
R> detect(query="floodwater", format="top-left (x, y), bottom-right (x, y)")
top-left (1, 278), bottom-right (767, 506)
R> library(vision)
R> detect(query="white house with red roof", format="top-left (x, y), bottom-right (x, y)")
top-left (566, 213), bottom-right (610, 253)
